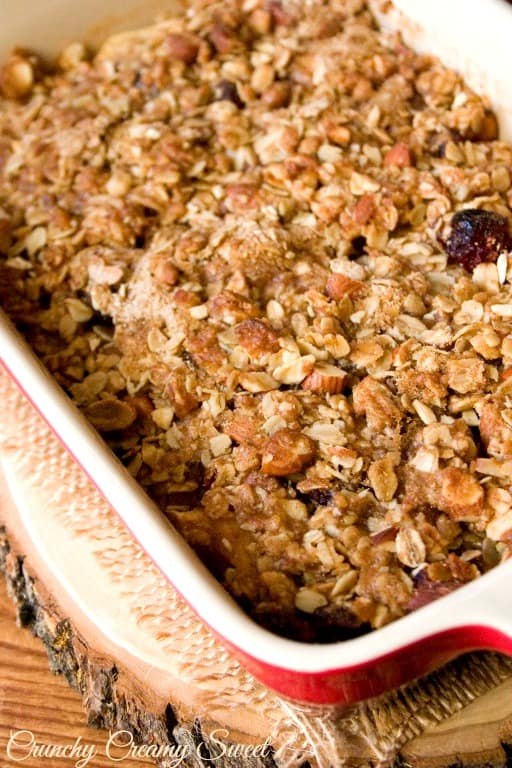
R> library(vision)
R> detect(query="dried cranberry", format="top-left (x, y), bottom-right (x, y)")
top-left (445, 208), bottom-right (511, 272)
top-left (215, 80), bottom-right (245, 109)
top-left (407, 569), bottom-right (463, 612)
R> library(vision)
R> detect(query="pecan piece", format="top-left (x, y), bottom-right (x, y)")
top-left (479, 398), bottom-right (512, 459)
top-left (172, 289), bottom-right (201, 307)
top-left (439, 467), bottom-right (484, 521)
top-left (167, 371), bottom-right (199, 419)
top-left (269, 1), bottom-right (296, 26)
top-left (186, 328), bottom-right (227, 374)
top-left (352, 376), bottom-right (402, 432)
top-left (261, 429), bottom-right (315, 476)
top-left (223, 413), bottom-right (264, 448)
top-left (208, 291), bottom-right (259, 324)
top-left (235, 319), bottom-right (279, 356)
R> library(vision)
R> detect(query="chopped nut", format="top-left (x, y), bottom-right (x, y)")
top-left (384, 143), bottom-right (412, 168)
top-left (167, 372), bottom-right (199, 419)
top-left (326, 273), bottom-right (365, 301)
top-left (326, 124), bottom-right (351, 146)
top-left (106, 171), bottom-right (132, 197)
top-left (153, 259), bottom-right (179, 286)
top-left (353, 193), bottom-right (376, 225)
top-left (189, 303), bottom-right (209, 319)
top-left (152, 407), bottom-right (175, 430)
top-left (440, 467), bottom-right (484, 520)
top-left (409, 446), bottom-right (439, 473)
top-left (261, 429), bottom-right (315, 476)
top-left (479, 399), bottom-right (512, 458)
top-left (301, 363), bottom-right (347, 394)
top-left (235, 319), bottom-right (279, 356)
top-left (209, 21), bottom-right (242, 54)
top-left (165, 33), bottom-right (200, 64)
top-left (352, 377), bottom-right (402, 432)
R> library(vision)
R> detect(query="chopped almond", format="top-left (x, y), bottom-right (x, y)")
top-left (326, 273), bottom-right (365, 301)
top-left (353, 193), bottom-right (376, 225)
top-left (301, 363), bottom-right (347, 394)
top-left (384, 143), bottom-right (412, 168)
top-left (165, 34), bottom-right (200, 64)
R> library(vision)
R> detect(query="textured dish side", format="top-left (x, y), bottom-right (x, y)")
top-left (1, 0), bottom-right (512, 646)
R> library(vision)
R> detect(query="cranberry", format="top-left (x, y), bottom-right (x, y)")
top-left (445, 208), bottom-right (511, 272)
top-left (407, 569), bottom-right (463, 612)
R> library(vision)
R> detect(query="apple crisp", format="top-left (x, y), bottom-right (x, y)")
top-left (1, 0), bottom-right (512, 641)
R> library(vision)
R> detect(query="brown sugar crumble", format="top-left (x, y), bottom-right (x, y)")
top-left (1, 0), bottom-right (512, 641)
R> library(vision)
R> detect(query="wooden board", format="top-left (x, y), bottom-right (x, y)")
top-left (0, 578), bottom-right (150, 768)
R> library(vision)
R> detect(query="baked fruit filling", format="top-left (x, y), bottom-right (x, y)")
top-left (1, 0), bottom-right (512, 641)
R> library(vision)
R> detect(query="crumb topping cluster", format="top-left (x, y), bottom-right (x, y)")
top-left (2, 0), bottom-right (512, 640)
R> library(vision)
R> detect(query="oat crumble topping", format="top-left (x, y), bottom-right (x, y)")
top-left (1, 0), bottom-right (512, 641)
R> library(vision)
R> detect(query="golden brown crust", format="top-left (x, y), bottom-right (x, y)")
top-left (2, 0), bottom-right (512, 638)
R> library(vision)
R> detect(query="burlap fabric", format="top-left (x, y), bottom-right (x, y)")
top-left (1, 366), bottom-right (512, 767)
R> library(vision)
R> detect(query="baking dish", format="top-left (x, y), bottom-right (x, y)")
top-left (2, 0), bottom-right (512, 707)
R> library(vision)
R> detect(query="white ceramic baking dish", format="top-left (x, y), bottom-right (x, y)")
top-left (1, 0), bottom-right (512, 706)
